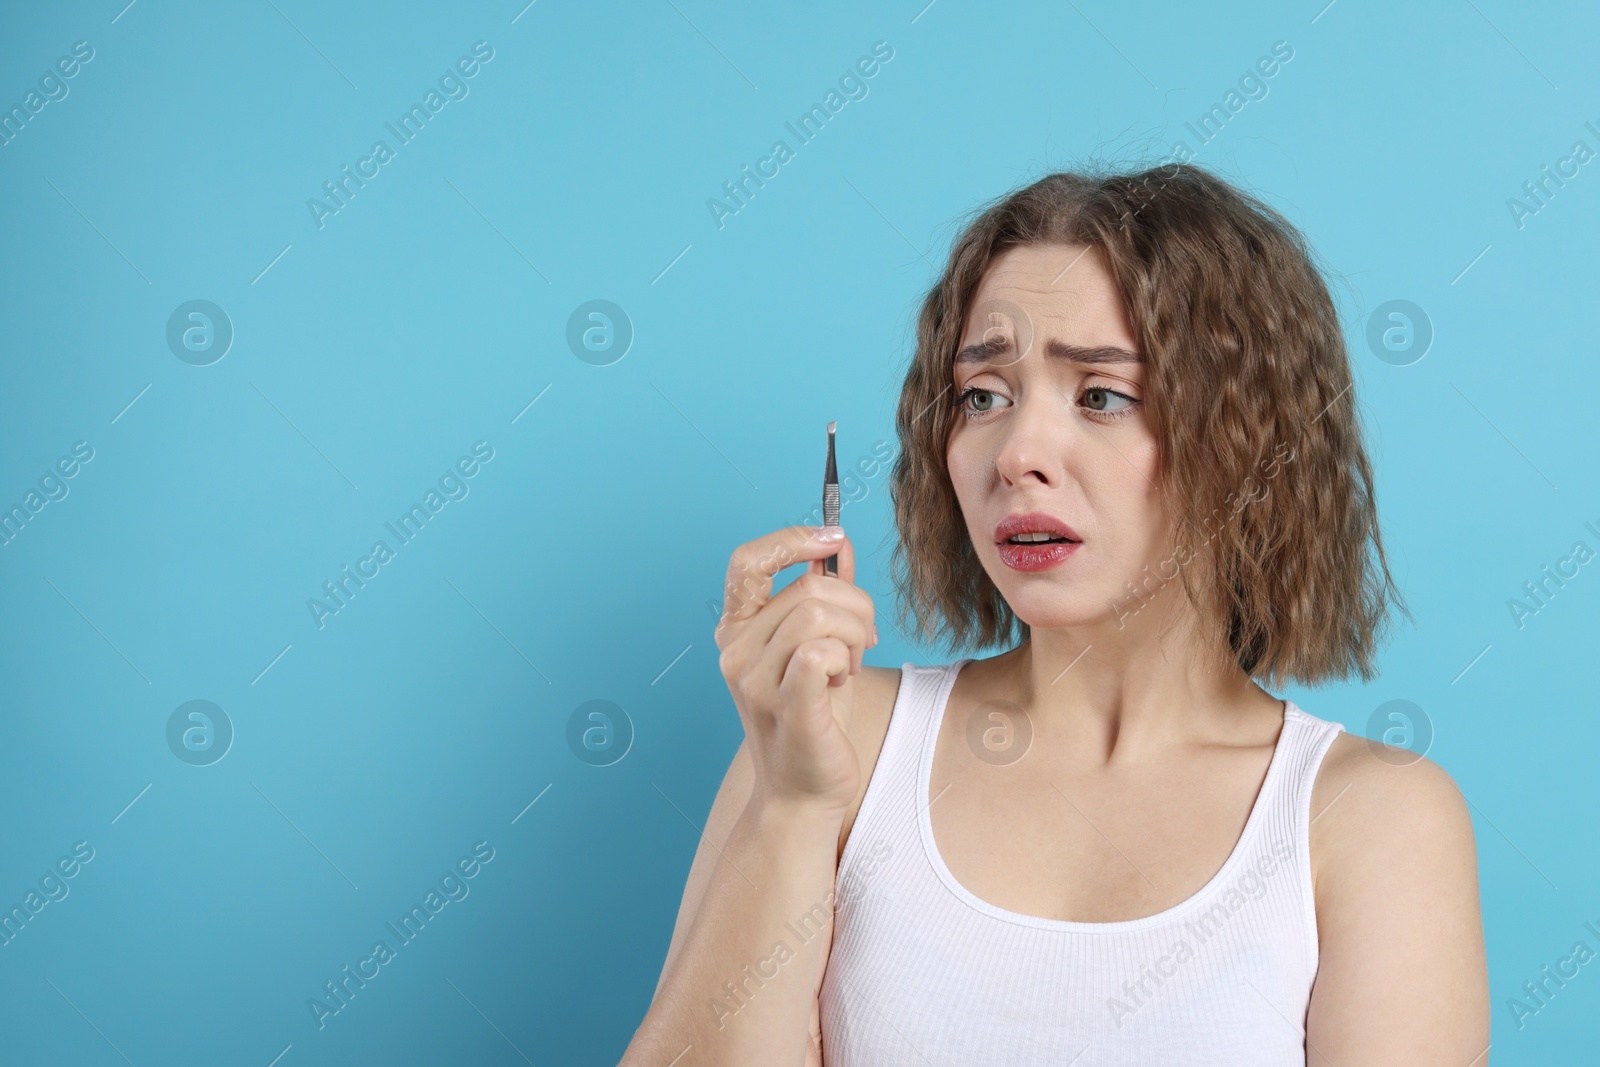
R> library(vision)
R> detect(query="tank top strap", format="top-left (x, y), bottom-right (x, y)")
top-left (883, 658), bottom-right (967, 789)
top-left (1271, 701), bottom-right (1346, 967)
top-left (1265, 702), bottom-right (1346, 847)
top-left (834, 660), bottom-right (965, 901)
top-left (1281, 702), bottom-right (1347, 803)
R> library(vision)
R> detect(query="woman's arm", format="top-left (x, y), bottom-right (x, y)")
top-left (1305, 734), bottom-right (1491, 1065)
top-left (620, 524), bottom-right (876, 1067)
top-left (639, 737), bottom-right (834, 1066)
top-left (619, 744), bottom-right (843, 1067)
top-left (647, 740), bottom-right (758, 1010)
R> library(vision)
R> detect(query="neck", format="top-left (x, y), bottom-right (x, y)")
top-left (985, 589), bottom-right (1272, 763)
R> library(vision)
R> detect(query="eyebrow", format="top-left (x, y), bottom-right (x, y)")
top-left (953, 335), bottom-right (1144, 366)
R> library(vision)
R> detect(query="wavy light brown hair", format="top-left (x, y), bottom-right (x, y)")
top-left (886, 162), bottom-right (1409, 688)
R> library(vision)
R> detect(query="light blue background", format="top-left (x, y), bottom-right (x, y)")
top-left (2, 0), bottom-right (1596, 1063)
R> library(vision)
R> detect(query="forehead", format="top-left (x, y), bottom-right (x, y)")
top-left (959, 243), bottom-right (1140, 361)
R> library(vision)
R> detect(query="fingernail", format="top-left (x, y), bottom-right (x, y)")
top-left (871, 624), bottom-right (879, 645)
top-left (815, 526), bottom-right (845, 541)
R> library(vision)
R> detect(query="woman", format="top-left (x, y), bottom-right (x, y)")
top-left (620, 164), bottom-right (1489, 1066)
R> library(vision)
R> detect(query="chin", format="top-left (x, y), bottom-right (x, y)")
top-left (1000, 590), bottom-right (1122, 631)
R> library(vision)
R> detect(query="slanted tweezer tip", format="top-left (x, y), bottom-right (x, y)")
top-left (827, 420), bottom-right (836, 433)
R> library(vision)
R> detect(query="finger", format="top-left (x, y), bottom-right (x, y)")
top-left (738, 570), bottom-right (875, 672)
top-left (756, 595), bottom-right (872, 693)
top-left (778, 638), bottom-right (853, 721)
top-left (722, 525), bottom-right (850, 625)
top-left (718, 571), bottom-right (875, 698)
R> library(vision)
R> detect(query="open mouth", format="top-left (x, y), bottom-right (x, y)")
top-left (1005, 533), bottom-right (1077, 544)
top-left (996, 530), bottom-right (1082, 572)
top-left (993, 513), bottom-right (1082, 570)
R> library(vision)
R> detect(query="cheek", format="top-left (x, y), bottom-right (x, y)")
top-left (944, 432), bottom-right (971, 486)
top-left (1087, 466), bottom-right (1167, 556)
top-left (1122, 426), bottom-right (1160, 475)
top-left (1108, 436), bottom-right (1163, 518)
top-left (945, 436), bottom-right (988, 531)
top-left (945, 434), bottom-right (992, 496)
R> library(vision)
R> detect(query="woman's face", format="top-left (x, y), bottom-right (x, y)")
top-left (946, 242), bottom-right (1175, 631)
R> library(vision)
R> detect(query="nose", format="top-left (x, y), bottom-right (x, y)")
top-left (994, 383), bottom-right (1075, 488)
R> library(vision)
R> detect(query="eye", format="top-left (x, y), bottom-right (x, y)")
top-left (1081, 386), bottom-right (1139, 419)
top-left (953, 386), bottom-right (1011, 419)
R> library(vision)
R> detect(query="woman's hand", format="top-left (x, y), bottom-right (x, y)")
top-left (714, 524), bottom-right (878, 818)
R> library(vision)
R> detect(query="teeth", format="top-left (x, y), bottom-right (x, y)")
top-left (1009, 532), bottom-right (1064, 543)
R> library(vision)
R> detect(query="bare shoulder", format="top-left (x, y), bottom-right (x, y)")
top-left (1309, 730), bottom-right (1477, 892)
top-left (836, 664), bottom-right (904, 860)
top-left (1304, 729), bottom-right (1489, 1064)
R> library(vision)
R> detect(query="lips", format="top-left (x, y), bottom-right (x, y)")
top-left (993, 512), bottom-right (1082, 545)
top-left (993, 512), bottom-right (1081, 573)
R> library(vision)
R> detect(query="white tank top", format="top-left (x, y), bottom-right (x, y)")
top-left (818, 658), bottom-right (1345, 1066)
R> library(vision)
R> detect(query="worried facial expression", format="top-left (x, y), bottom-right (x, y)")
top-left (945, 242), bottom-right (1177, 629)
